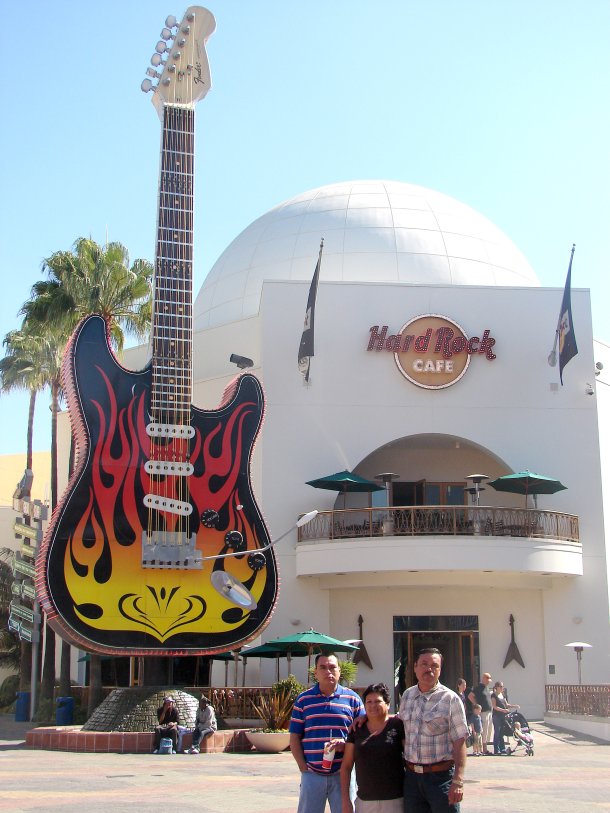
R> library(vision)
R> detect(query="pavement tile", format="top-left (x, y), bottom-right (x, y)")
top-left (0, 716), bottom-right (609, 812)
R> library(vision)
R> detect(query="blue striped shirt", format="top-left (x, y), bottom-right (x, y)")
top-left (289, 683), bottom-right (365, 773)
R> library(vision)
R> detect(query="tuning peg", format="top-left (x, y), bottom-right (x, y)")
top-left (155, 40), bottom-right (168, 54)
top-left (146, 67), bottom-right (161, 79)
top-left (165, 14), bottom-right (178, 28)
top-left (150, 53), bottom-right (165, 67)
top-left (160, 27), bottom-right (174, 41)
top-left (141, 78), bottom-right (154, 93)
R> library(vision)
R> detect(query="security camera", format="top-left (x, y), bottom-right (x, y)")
top-left (229, 353), bottom-right (254, 369)
top-left (596, 361), bottom-right (604, 370)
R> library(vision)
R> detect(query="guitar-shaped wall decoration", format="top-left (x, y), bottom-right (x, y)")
top-left (35, 6), bottom-right (279, 655)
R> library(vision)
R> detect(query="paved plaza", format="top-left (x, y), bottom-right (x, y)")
top-left (0, 716), bottom-right (609, 812)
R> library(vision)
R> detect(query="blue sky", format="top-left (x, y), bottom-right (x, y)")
top-left (1, 0), bottom-right (609, 455)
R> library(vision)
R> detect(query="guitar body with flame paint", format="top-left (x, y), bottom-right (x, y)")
top-left (36, 7), bottom-right (278, 654)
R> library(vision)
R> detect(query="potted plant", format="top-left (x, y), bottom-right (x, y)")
top-left (246, 676), bottom-right (304, 753)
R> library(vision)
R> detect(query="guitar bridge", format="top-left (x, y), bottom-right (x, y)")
top-left (142, 531), bottom-right (202, 569)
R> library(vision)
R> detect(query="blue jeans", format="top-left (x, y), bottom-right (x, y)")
top-left (492, 715), bottom-right (506, 754)
top-left (297, 770), bottom-right (352, 813)
top-left (403, 767), bottom-right (459, 813)
top-left (192, 726), bottom-right (214, 748)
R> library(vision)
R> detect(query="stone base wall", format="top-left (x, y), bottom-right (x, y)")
top-left (25, 726), bottom-right (252, 753)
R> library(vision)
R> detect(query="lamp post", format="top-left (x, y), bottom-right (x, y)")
top-left (465, 474), bottom-right (489, 506)
top-left (374, 472), bottom-right (399, 535)
top-left (564, 641), bottom-right (592, 685)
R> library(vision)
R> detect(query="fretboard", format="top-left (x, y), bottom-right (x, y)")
top-left (151, 105), bottom-right (195, 426)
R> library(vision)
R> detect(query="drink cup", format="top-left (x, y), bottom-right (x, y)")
top-left (321, 741), bottom-right (336, 770)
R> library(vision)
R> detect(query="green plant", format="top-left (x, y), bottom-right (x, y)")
top-left (338, 659), bottom-right (358, 687)
top-left (0, 674), bottom-right (19, 710)
top-left (251, 688), bottom-right (294, 732)
top-left (271, 674), bottom-right (305, 702)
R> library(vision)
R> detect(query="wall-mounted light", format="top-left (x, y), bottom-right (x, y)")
top-left (229, 353), bottom-right (254, 369)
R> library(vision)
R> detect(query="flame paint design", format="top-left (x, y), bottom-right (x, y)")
top-left (37, 316), bottom-right (277, 654)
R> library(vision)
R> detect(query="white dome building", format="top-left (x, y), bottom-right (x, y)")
top-left (194, 180), bottom-right (538, 331)
top-left (190, 179), bottom-right (609, 732)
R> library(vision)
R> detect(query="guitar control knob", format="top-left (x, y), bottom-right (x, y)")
top-left (201, 509), bottom-right (220, 528)
top-left (225, 531), bottom-right (245, 551)
top-left (247, 552), bottom-right (266, 572)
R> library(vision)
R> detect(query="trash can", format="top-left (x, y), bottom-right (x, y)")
top-left (15, 691), bottom-right (31, 722)
top-left (56, 696), bottom-right (74, 725)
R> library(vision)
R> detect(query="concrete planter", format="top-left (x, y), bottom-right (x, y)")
top-left (245, 730), bottom-right (290, 752)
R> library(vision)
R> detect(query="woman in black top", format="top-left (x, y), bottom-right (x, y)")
top-left (340, 683), bottom-right (404, 812)
top-left (491, 681), bottom-right (519, 754)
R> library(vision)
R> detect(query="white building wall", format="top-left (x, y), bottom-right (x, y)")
top-left (215, 276), bottom-right (610, 716)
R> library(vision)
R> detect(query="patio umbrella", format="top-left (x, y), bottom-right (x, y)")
top-left (488, 470), bottom-right (567, 507)
top-left (306, 470), bottom-right (383, 508)
top-left (241, 643), bottom-right (307, 682)
top-left (265, 628), bottom-right (359, 673)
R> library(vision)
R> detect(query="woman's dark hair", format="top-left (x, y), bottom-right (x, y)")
top-left (362, 682), bottom-right (390, 704)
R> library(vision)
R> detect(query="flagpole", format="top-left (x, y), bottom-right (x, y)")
top-left (548, 243), bottom-right (575, 367)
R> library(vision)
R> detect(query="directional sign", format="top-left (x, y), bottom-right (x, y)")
top-left (13, 521), bottom-right (42, 542)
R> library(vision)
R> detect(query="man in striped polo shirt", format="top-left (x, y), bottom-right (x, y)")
top-left (290, 652), bottom-right (365, 813)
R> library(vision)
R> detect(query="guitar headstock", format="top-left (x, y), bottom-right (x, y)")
top-left (141, 6), bottom-right (216, 117)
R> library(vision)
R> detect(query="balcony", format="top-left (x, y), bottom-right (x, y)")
top-left (295, 506), bottom-right (581, 584)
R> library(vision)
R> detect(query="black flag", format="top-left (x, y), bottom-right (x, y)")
top-left (549, 245), bottom-right (578, 384)
top-left (298, 239), bottom-right (324, 382)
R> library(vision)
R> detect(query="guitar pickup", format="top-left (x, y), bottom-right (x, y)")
top-left (142, 531), bottom-right (202, 569)
top-left (146, 422), bottom-right (195, 439)
top-left (144, 460), bottom-right (194, 476)
top-left (144, 494), bottom-right (193, 516)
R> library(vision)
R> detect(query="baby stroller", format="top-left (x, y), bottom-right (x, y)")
top-left (503, 711), bottom-right (534, 756)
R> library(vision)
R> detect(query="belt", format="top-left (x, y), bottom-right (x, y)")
top-left (406, 760), bottom-right (454, 774)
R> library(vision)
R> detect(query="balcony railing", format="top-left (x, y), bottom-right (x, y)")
top-left (298, 506), bottom-right (579, 544)
top-left (546, 685), bottom-right (610, 717)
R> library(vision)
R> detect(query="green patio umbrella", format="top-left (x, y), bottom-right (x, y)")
top-left (488, 470), bottom-right (567, 507)
top-left (306, 470), bottom-right (383, 508)
top-left (241, 643), bottom-right (307, 683)
top-left (265, 628), bottom-right (359, 673)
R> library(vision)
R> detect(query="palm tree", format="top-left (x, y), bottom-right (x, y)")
top-left (0, 329), bottom-right (49, 474)
top-left (21, 237), bottom-right (153, 714)
top-left (27, 237), bottom-right (152, 350)
top-left (0, 328), bottom-right (54, 691)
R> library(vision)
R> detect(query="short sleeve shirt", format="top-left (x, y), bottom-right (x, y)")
top-left (289, 683), bottom-right (365, 773)
top-left (398, 682), bottom-right (469, 764)
top-left (346, 716), bottom-right (405, 800)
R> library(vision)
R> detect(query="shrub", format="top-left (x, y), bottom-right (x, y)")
top-left (251, 688), bottom-right (294, 732)
top-left (271, 674), bottom-right (305, 702)
top-left (0, 674), bottom-right (19, 710)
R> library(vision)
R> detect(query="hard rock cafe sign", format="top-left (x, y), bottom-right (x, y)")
top-left (366, 314), bottom-right (497, 389)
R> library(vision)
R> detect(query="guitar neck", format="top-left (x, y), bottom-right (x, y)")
top-left (151, 104), bottom-right (195, 424)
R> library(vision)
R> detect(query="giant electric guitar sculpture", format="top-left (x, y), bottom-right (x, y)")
top-left (36, 7), bottom-right (278, 654)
